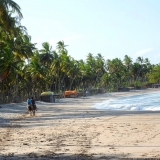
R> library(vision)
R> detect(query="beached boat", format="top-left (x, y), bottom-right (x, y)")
top-left (64, 90), bottom-right (78, 98)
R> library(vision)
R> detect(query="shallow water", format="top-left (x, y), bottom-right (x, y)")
top-left (92, 91), bottom-right (160, 111)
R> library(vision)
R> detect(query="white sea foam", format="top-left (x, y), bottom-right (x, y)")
top-left (91, 92), bottom-right (160, 111)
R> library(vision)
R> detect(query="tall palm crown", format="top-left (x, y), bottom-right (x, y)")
top-left (0, 0), bottom-right (22, 18)
top-left (0, 0), bottom-right (23, 32)
top-left (39, 42), bottom-right (54, 66)
top-left (56, 40), bottom-right (68, 54)
top-left (124, 55), bottom-right (132, 68)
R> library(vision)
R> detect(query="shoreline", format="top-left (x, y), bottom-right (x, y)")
top-left (0, 88), bottom-right (160, 159)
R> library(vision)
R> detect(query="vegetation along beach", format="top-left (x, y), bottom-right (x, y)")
top-left (1, 0), bottom-right (160, 159)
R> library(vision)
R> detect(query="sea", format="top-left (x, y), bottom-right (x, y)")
top-left (91, 91), bottom-right (160, 111)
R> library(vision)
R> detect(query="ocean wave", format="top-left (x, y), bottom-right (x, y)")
top-left (91, 92), bottom-right (160, 111)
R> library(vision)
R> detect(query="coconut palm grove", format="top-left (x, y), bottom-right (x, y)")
top-left (0, 0), bottom-right (160, 103)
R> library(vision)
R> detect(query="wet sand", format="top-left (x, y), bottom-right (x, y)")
top-left (0, 89), bottom-right (160, 159)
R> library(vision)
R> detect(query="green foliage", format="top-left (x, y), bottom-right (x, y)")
top-left (147, 65), bottom-right (160, 83)
top-left (41, 91), bottom-right (54, 95)
top-left (1, 0), bottom-right (159, 104)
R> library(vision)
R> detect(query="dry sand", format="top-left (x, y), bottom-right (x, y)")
top-left (1, 89), bottom-right (160, 159)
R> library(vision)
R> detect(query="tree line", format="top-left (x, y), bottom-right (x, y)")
top-left (0, 0), bottom-right (160, 103)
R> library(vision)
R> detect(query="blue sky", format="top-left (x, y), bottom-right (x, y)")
top-left (14, 0), bottom-right (160, 64)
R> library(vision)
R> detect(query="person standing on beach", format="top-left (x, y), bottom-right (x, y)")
top-left (31, 97), bottom-right (37, 116)
top-left (27, 98), bottom-right (32, 115)
top-left (27, 97), bottom-right (31, 107)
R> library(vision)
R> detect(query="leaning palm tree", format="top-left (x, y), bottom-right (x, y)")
top-left (0, 0), bottom-right (23, 18)
top-left (0, 0), bottom-right (23, 33)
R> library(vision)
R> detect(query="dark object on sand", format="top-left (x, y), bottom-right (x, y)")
top-left (0, 106), bottom-right (2, 108)
top-left (40, 91), bottom-right (55, 102)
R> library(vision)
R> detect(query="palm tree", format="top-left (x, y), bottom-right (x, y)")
top-left (0, 0), bottom-right (23, 33)
top-left (147, 64), bottom-right (160, 83)
top-left (56, 40), bottom-right (68, 54)
top-left (78, 59), bottom-right (87, 90)
top-left (26, 51), bottom-right (46, 96)
top-left (135, 56), bottom-right (147, 86)
top-left (0, 0), bottom-right (22, 19)
top-left (95, 53), bottom-right (105, 87)
top-left (86, 53), bottom-right (97, 88)
top-left (123, 55), bottom-right (133, 86)
top-left (0, 45), bottom-right (24, 77)
top-left (106, 58), bottom-right (126, 91)
top-left (65, 57), bottom-right (80, 90)
top-left (124, 55), bottom-right (132, 68)
top-left (39, 42), bottom-right (54, 66)
top-left (13, 34), bottom-right (36, 60)
top-left (136, 56), bottom-right (143, 64)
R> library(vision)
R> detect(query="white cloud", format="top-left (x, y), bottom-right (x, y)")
top-left (135, 48), bottom-right (153, 57)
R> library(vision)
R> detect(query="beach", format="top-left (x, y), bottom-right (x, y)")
top-left (1, 89), bottom-right (160, 159)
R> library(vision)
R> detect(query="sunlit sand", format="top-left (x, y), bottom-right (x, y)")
top-left (0, 88), bottom-right (160, 159)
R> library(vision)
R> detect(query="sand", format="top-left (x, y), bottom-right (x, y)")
top-left (0, 88), bottom-right (160, 159)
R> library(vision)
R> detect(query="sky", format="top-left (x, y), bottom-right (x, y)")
top-left (14, 0), bottom-right (160, 64)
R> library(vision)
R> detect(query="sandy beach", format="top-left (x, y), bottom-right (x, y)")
top-left (1, 89), bottom-right (160, 159)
